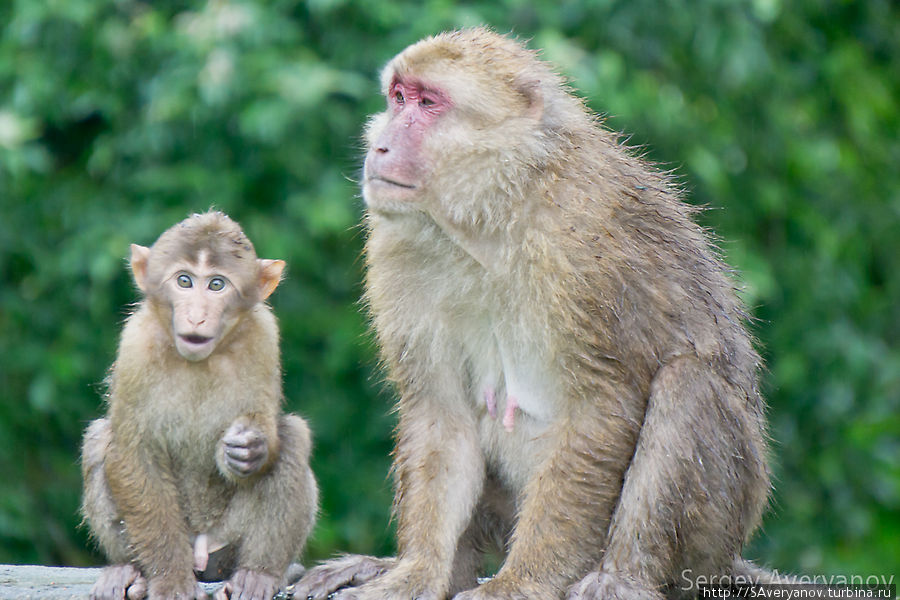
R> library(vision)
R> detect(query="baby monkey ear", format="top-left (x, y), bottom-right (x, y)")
top-left (257, 259), bottom-right (286, 301)
top-left (130, 244), bottom-right (152, 292)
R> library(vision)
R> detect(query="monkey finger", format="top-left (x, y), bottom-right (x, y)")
top-left (223, 427), bottom-right (265, 447)
top-left (126, 577), bottom-right (148, 600)
top-left (92, 565), bottom-right (145, 600)
top-left (222, 568), bottom-right (277, 600)
top-left (225, 446), bottom-right (257, 461)
top-left (226, 455), bottom-right (264, 476)
top-left (214, 581), bottom-right (232, 600)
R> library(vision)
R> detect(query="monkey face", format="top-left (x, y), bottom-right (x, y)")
top-left (161, 256), bottom-right (242, 361)
top-left (362, 36), bottom-right (549, 227)
top-left (362, 77), bottom-right (452, 214)
top-left (128, 213), bottom-right (285, 363)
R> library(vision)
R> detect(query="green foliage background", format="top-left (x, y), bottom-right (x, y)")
top-left (0, 0), bottom-right (897, 577)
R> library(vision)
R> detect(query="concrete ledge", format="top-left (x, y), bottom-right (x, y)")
top-left (0, 565), bottom-right (228, 599)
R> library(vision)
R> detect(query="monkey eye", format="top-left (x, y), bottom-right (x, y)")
top-left (420, 96), bottom-right (436, 107)
top-left (208, 277), bottom-right (226, 292)
top-left (394, 89), bottom-right (405, 105)
top-left (176, 273), bottom-right (193, 288)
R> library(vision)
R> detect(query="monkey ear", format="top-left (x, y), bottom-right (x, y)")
top-left (258, 259), bottom-right (286, 301)
top-left (130, 244), bottom-right (151, 292)
top-left (519, 80), bottom-right (544, 121)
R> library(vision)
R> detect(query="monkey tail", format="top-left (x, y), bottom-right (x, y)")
top-left (732, 557), bottom-right (788, 585)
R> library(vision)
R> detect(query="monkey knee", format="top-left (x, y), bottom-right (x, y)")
top-left (82, 418), bottom-right (112, 471)
top-left (278, 414), bottom-right (313, 463)
top-left (567, 572), bottom-right (664, 600)
top-left (81, 419), bottom-right (122, 541)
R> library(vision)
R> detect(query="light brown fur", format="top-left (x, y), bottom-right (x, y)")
top-left (297, 28), bottom-right (772, 600)
top-left (82, 211), bottom-right (317, 600)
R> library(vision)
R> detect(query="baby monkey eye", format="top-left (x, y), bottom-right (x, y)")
top-left (420, 96), bottom-right (436, 107)
top-left (208, 277), bottom-right (226, 292)
top-left (176, 274), bottom-right (193, 288)
top-left (394, 90), bottom-right (405, 105)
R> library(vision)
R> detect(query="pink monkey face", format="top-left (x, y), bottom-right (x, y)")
top-left (362, 76), bottom-right (453, 211)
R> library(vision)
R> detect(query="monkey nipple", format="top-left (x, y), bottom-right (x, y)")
top-left (484, 388), bottom-right (498, 419)
top-left (503, 396), bottom-right (519, 433)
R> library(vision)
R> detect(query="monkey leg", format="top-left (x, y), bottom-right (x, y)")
top-left (448, 472), bottom-right (517, 597)
top-left (568, 357), bottom-right (769, 600)
top-left (81, 419), bottom-right (149, 600)
top-left (82, 419), bottom-right (130, 563)
top-left (322, 382), bottom-right (484, 600)
top-left (456, 382), bottom-right (644, 600)
top-left (214, 414), bottom-right (318, 599)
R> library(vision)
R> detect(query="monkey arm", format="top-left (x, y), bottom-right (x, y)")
top-left (378, 383), bottom-right (486, 600)
top-left (104, 438), bottom-right (197, 594)
top-left (294, 380), bottom-right (484, 600)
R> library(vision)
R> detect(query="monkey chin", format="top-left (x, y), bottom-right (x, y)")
top-left (174, 333), bottom-right (219, 362)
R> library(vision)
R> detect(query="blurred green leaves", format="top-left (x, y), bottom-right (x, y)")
top-left (0, 0), bottom-right (897, 576)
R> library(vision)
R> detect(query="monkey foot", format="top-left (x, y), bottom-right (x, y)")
top-left (566, 571), bottom-right (664, 600)
top-left (215, 569), bottom-right (278, 600)
top-left (293, 555), bottom-right (395, 600)
top-left (90, 564), bottom-right (147, 600)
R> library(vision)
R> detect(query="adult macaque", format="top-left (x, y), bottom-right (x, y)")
top-left (82, 211), bottom-right (317, 600)
top-left (297, 28), bottom-right (775, 600)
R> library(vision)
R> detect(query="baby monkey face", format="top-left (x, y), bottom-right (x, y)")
top-left (163, 252), bottom-right (241, 361)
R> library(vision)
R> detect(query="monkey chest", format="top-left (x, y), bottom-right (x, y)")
top-left (460, 316), bottom-right (559, 481)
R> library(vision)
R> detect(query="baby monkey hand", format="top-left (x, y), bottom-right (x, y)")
top-left (218, 419), bottom-right (270, 479)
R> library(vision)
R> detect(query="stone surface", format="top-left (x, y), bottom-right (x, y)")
top-left (0, 565), bottom-right (226, 599)
top-left (0, 564), bottom-right (306, 599)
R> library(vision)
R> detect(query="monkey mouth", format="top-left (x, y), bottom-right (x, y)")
top-left (369, 175), bottom-right (416, 190)
top-left (180, 334), bottom-right (213, 345)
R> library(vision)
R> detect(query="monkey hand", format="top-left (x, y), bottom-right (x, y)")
top-left (218, 420), bottom-right (270, 479)
top-left (214, 568), bottom-right (279, 600)
top-left (293, 555), bottom-right (395, 600)
top-left (90, 564), bottom-right (147, 600)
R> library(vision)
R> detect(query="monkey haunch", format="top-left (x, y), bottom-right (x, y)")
top-left (81, 211), bottom-right (317, 600)
top-left (295, 28), bottom-right (774, 600)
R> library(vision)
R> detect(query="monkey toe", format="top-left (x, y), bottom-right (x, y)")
top-left (566, 572), bottom-right (664, 600)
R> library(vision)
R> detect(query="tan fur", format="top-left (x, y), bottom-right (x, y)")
top-left (81, 211), bottom-right (317, 600)
top-left (296, 28), bottom-right (771, 600)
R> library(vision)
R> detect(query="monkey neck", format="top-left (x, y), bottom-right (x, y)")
top-left (424, 209), bottom-right (507, 272)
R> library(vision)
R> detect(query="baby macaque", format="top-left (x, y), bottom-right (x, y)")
top-left (81, 211), bottom-right (317, 600)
